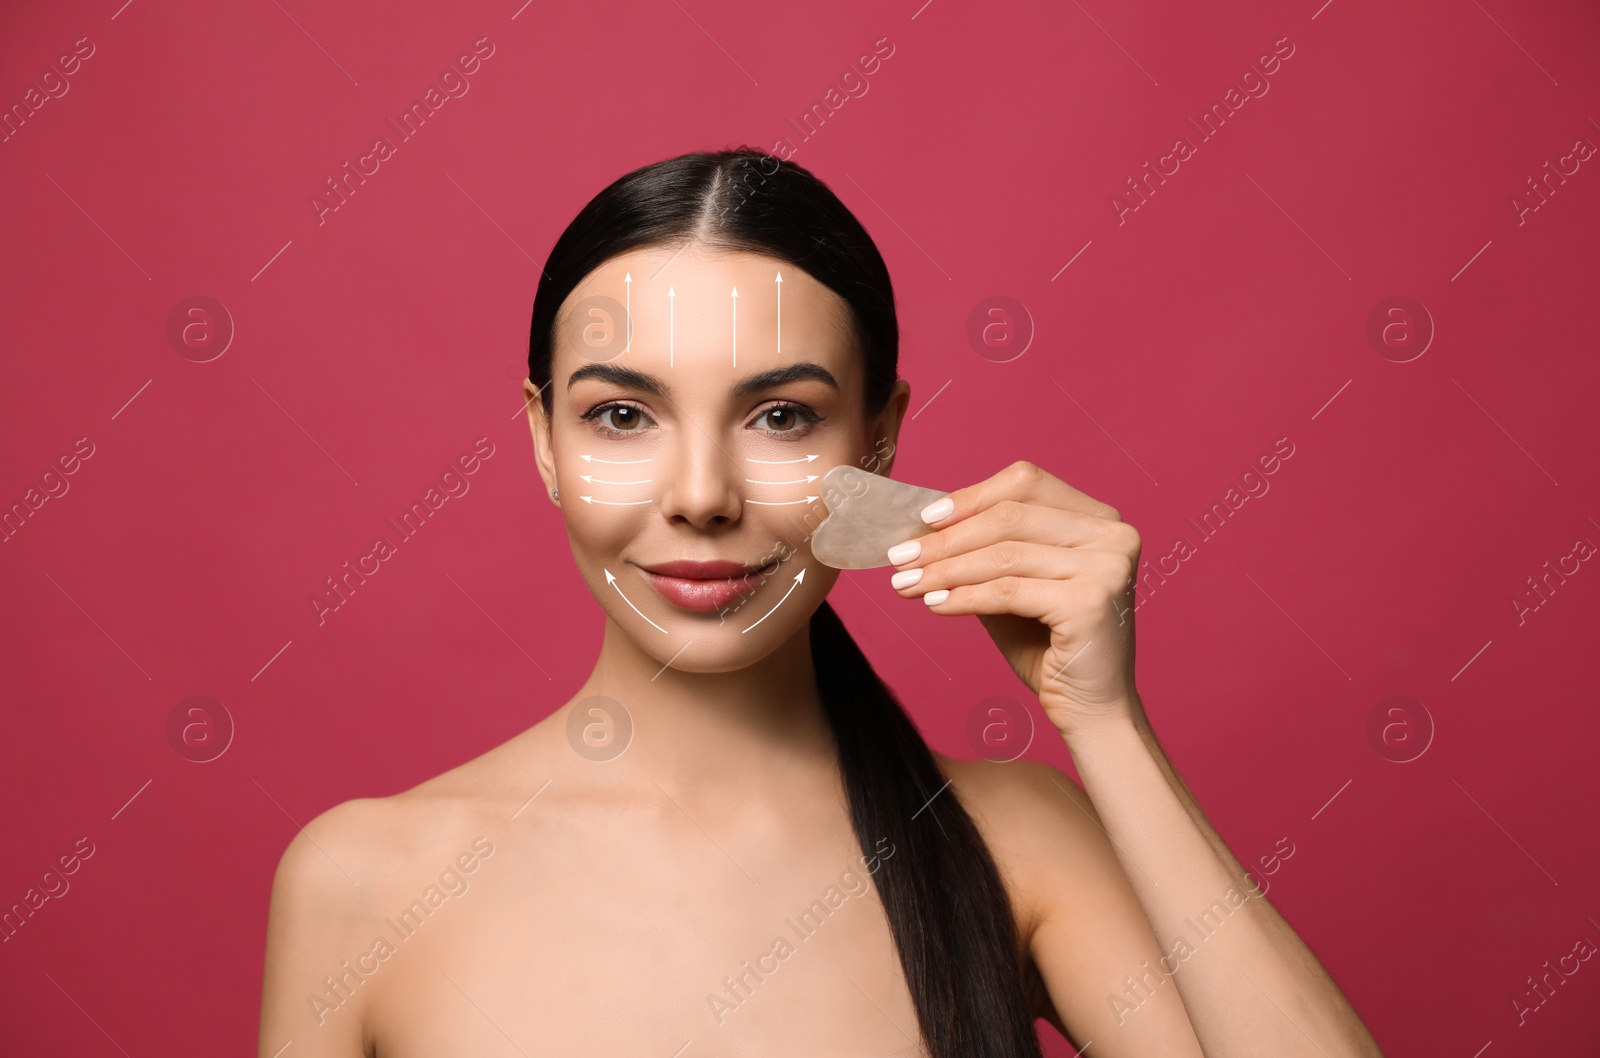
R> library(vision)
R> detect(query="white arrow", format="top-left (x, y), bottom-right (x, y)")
top-left (624, 272), bottom-right (632, 354)
top-left (746, 454), bottom-right (820, 464)
top-left (746, 496), bottom-right (818, 506)
top-left (746, 475), bottom-right (818, 485)
top-left (775, 272), bottom-right (782, 354)
top-left (731, 286), bottom-right (738, 368)
top-left (581, 475), bottom-right (654, 485)
top-left (668, 287), bottom-right (675, 367)
top-left (581, 496), bottom-right (653, 506)
top-left (605, 568), bottom-right (668, 633)
top-left (743, 568), bottom-right (806, 633)
top-left (581, 454), bottom-right (653, 465)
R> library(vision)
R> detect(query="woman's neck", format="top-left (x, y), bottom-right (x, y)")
top-left (563, 615), bottom-right (839, 799)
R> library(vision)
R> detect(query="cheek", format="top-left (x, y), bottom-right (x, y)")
top-left (745, 498), bottom-right (830, 559)
top-left (563, 505), bottom-right (651, 565)
top-left (550, 414), bottom-right (661, 509)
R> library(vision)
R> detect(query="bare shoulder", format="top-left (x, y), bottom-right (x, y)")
top-left (268, 713), bottom-right (568, 896)
top-left (259, 797), bottom-right (386, 1055)
top-left (934, 751), bottom-right (1106, 852)
top-left (262, 782), bottom-right (497, 951)
top-left (269, 749), bottom-right (521, 893)
top-left (259, 736), bottom-right (544, 1055)
top-left (936, 751), bottom-right (1090, 801)
top-left (932, 752), bottom-right (1121, 934)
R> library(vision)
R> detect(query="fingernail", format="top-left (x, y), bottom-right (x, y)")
top-left (924, 589), bottom-right (950, 606)
top-left (920, 497), bottom-right (954, 524)
top-left (886, 540), bottom-right (922, 564)
top-left (891, 568), bottom-right (922, 589)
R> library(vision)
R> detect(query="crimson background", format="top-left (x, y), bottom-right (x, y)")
top-left (2, 0), bottom-right (1598, 1054)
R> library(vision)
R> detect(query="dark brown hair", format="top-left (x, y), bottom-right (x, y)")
top-left (527, 146), bottom-right (1043, 1056)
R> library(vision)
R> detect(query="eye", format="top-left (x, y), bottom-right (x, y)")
top-left (751, 401), bottom-right (823, 437)
top-left (582, 402), bottom-right (656, 439)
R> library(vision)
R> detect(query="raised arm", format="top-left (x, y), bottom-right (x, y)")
top-left (1063, 698), bottom-right (1379, 1055)
top-left (890, 460), bottom-right (1383, 1057)
top-left (944, 753), bottom-right (1208, 1055)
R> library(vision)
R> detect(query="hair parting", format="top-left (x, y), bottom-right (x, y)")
top-left (527, 146), bottom-right (1044, 1056)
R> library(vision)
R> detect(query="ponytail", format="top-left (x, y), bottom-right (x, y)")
top-left (523, 145), bottom-right (1039, 1051)
top-left (810, 600), bottom-right (1043, 1057)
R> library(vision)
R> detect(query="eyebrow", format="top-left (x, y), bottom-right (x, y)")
top-left (565, 361), bottom-right (840, 400)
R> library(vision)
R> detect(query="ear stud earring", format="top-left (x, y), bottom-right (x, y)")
top-left (551, 488), bottom-right (560, 501)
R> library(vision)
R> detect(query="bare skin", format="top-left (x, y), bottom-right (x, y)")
top-left (260, 241), bottom-right (1380, 1057)
top-left (256, 700), bottom-right (1147, 1056)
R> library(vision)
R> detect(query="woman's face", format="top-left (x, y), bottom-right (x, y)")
top-left (526, 242), bottom-right (910, 672)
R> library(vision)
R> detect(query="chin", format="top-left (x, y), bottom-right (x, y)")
top-left (619, 615), bottom-right (808, 674)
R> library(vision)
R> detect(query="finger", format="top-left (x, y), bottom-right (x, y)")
top-left (891, 500), bottom-right (1139, 570)
top-left (921, 461), bottom-right (1122, 530)
top-left (915, 574), bottom-right (1069, 624)
top-left (892, 540), bottom-right (1128, 599)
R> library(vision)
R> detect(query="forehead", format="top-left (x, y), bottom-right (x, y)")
top-left (555, 242), bottom-right (859, 379)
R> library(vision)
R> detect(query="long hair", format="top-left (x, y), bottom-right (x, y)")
top-left (527, 147), bottom-right (1044, 1057)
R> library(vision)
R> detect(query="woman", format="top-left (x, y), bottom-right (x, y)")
top-left (259, 147), bottom-right (1383, 1057)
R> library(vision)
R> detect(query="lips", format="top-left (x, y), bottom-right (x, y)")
top-left (637, 558), bottom-right (781, 612)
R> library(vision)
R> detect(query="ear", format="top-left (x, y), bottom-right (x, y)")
top-left (867, 378), bottom-right (912, 478)
top-left (524, 377), bottom-right (560, 506)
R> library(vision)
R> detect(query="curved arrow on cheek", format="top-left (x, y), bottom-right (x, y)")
top-left (604, 568), bottom-right (668, 633)
top-left (741, 568), bottom-right (806, 634)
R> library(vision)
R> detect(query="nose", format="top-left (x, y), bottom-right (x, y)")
top-left (656, 423), bottom-right (743, 530)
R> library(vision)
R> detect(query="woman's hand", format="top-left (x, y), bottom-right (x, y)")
top-left (886, 460), bottom-right (1145, 743)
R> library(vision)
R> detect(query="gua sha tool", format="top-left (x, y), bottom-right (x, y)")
top-left (809, 464), bottom-right (952, 570)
